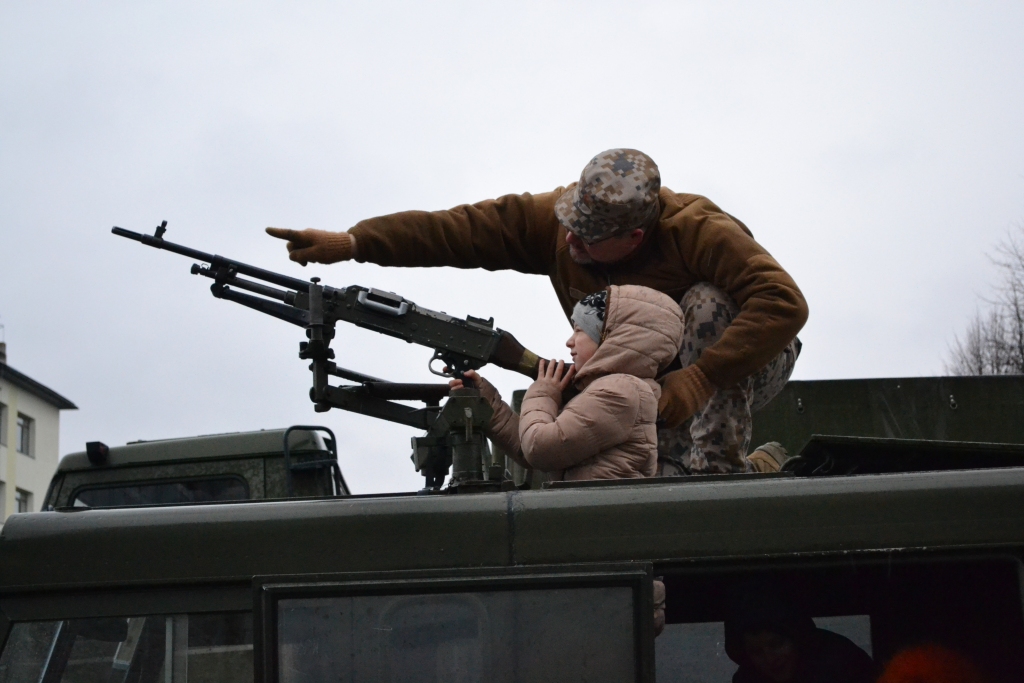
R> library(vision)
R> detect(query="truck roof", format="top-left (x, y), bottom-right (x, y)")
top-left (3, 466), bottom-right (1024, 593)
top-left (57, 427), bottom-right (327, 472)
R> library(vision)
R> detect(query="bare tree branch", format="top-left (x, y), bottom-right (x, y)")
top-left (946, 222), bottom-right (1024, 375)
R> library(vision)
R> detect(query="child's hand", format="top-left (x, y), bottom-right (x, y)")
top-left (535, 359), bottom-right (576, 394)
top-left (449, 370), bottom-right (499, 406)
top-left (448, 369), bottom-right (480, 390)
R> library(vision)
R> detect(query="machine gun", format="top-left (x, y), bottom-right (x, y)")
top-left (113, 221), bottom-right (542, 492)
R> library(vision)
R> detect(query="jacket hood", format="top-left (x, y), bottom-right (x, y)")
top-left (574, 285), bottom-right (684, 389)
top-left (723, 587), bottom-right (817, 666)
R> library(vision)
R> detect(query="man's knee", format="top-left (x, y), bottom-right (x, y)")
top-left (680, 284), bottom-right (739, 327)
top-left (679, 284), bottom-right (740, 363)
top-left (750, 337), bottom-right (801, 414)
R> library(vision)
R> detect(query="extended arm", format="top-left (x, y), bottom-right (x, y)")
top-left (350, 190), bottom-right (563, 273)
top-left (268, 190), bottom-right (565, 275)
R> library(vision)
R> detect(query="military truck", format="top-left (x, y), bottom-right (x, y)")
top-left (3, 231), bottom-right (1020, 681)
top-left (1, 376), bottom-right (1023, 683)
top-left (43, 426), bottom-right (349, 510)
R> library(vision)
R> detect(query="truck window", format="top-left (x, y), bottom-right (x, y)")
top-left (71, 477), bottom-right (250, 508)
top-left (656, 615), bottom-right (871, 682)
top-left (0, 612), bottom-right (251, 683)
top-left (655, 559), bottom-right (1024, 683)
top-left (275, 586), bottom-right (639, 683)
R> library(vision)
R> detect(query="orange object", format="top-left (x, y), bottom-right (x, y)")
top-left (878, 645), bottom-right (987, 683)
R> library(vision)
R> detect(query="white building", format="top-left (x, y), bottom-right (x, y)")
top-left (0, 342), bottom-right (76, 522)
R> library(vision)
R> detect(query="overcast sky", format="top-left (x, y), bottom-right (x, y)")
top-left (2, 1), bottom-right (1023, 493)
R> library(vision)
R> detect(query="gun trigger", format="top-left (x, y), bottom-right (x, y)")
top-left (429, 356), bottom-right (453, 378)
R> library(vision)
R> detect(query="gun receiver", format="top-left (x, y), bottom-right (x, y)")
top-left (113, 222), bottom-right (541, 491)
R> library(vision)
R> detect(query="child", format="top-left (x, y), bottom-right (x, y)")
top-left (455, 284), bottom-right (684, 481)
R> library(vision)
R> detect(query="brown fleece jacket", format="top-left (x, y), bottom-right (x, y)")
top-left (350, 186), bottom-right (808, 388)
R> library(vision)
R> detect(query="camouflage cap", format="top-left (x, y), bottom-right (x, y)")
top-left (555, 149), bottom-right (661, 244)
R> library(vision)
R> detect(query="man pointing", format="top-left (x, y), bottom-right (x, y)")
top-left (267, 149), bottom-right (807, 474)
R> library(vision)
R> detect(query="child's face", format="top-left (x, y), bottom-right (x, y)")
top-left (742, 630), bottom-right (798, 683)
top-left (566, 325), bottom-right (599, 369)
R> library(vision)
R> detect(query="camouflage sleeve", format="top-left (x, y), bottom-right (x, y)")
top-left (347, 189), bottom-right (565, 275)
top-left (670, 198), bottom-right (808, 388)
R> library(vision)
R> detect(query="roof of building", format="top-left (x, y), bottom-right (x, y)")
top-left (0, 362), bottom-right (77, 410)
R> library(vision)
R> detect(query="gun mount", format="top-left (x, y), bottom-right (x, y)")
top-left (113, 221), bottom-right (538, 492)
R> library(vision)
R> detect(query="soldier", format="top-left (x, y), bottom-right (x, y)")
top-left (266, 149), bottom-right (808, 475)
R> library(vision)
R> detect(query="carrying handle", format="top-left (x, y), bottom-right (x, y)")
top-left (357, 290), bottom-right (410, 316)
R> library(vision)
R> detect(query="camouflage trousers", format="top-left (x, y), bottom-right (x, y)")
top-left (658, 283), bottom-right (801, 475)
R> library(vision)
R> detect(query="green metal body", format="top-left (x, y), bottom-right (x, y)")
top-left (10, 468), bottom-right (1024, 589)
top-left (752, 375), bottom-right (1024, 454)
top-left (43, 428), bottom-right (348, 510)
top-left (4, 464), bottom-right (1024, 681)
top-left (4, 376), bottom-right (1024, 682)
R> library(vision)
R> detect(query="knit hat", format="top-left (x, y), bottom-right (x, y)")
top-left (554, 148), bottom-right (661, 244)
top-left (571, 290), bottom-right (608, 344)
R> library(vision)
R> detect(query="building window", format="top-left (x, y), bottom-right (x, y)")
top-left (15, 489), bottom-right (31, 513)
top-left (0, 402), bottom-right (7, 446)
top-left (16, 413), bottom-right (32, 457)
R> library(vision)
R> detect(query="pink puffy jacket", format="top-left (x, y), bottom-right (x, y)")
top-left (482, 285), bottom-right (684, 481)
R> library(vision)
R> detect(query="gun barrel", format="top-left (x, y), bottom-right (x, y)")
top-left (111, 226), bottom-right (311, 293)
top-left (112, 227), bottom-right (222, 264)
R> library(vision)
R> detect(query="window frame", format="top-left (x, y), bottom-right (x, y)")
top-left (0, 606), bottom-right (10, 662)
top-left (0, 402), bottom-right (7, 446)
top-left (653, 552), bottom-right (1024, 682)
top-left (253, 562), bottom-right (655, 683)
top-left (14, 490), bottom-right (30, 514)
top-left (67, 474), bottom-right (252, 509)
top-left (15, 414), bottom-right (32, 457)
top-left (53, 458), bottom-right (266, 508)
top-left (0, 606), bottom-right (255, 683)
top-left (0, 582), bottom-right (253, 668)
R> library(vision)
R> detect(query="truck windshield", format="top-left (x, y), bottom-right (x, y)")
top-left (276, 586), bottom-right (636, 683)
top-left (0, 612), bottom-right (251, 683)
top-left (72, 477), bottom-right (249, 508)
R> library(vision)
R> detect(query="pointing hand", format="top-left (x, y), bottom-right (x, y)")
top-left (265, 227), bottom-right (355, 266)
